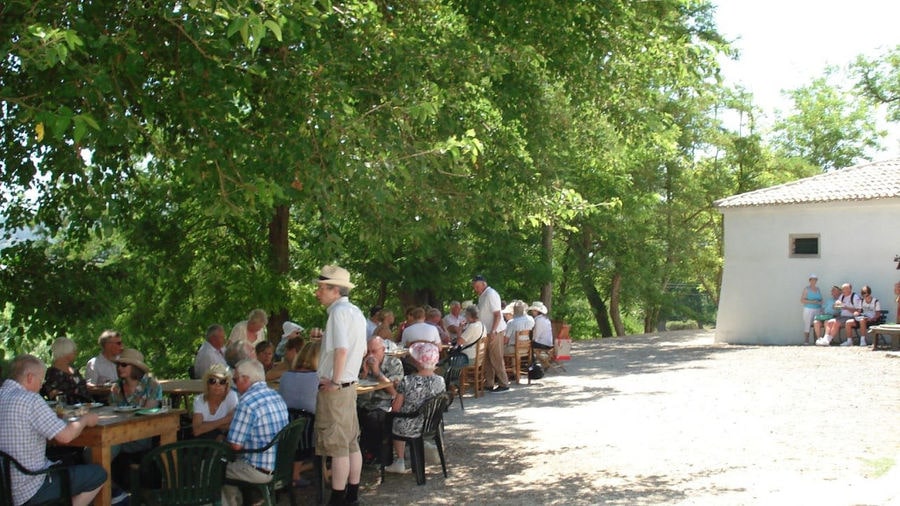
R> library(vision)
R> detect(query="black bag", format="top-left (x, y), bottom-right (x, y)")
top-left (527, 361), bottom-right (544, 380)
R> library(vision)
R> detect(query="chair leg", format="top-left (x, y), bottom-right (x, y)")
top-left (435, 432), bottom-right (447, 478)
top-left (409, 438), bottom-right (426, 485)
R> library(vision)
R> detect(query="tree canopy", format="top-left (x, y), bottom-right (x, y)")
top-left (1, 0), bottom-right (892, 375)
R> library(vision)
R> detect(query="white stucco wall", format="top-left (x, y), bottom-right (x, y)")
top-left (716, 198), bottom-right (900, 345)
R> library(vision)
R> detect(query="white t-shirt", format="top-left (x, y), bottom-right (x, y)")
top-left (443, 312), bottom-right (466, 340)
top-left (193, 389), bottom-right (239, 422)
top-left (478, 286), bottom-right (506, 334)
top-left (533, 314), bottom-right (553, 347)
top-left (401, 322), bottom-right (442, 346)
top-left (505, 315), bottom-right (535, 345)
top-left (318, 297), bottom-right (368, 384)
top-left (84, 354), bottom-right (118, 385)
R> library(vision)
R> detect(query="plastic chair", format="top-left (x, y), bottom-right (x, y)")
top-left (0, 451), bottom-right (72, 506)
top-left (459, 338), bottom-right (487, 397)
top-left (391, 393), bottom-right (451, 485)
top-left (226, 417), bottom-right (309, 506)
top-left (443, 354), bottom-right (469, 410)
top-left (129, 439), bottom-right (228, 506)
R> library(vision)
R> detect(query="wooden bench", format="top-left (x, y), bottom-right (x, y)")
top-left (869, 322), bottom-right (900, 351)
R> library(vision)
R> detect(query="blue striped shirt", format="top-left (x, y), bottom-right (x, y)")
top-left (227, 381), bottom-right (288, 471)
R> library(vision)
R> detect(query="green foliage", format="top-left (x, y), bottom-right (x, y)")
top-left (853, 45), bottom-right (900, 122)
top-left (1, 0), bottom-right (890, 371)
top-left (771, 68), bottom-right (886, 170)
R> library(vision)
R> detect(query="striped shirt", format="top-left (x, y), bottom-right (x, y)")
top-left (0, 380), bottom-right (66, 506)
top-left (228, 381), bottom-right (288, 471)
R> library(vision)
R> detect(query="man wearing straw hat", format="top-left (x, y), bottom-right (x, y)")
top-left (314, 265), bottom-right (367, 506)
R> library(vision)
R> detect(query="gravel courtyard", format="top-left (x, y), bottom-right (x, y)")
top-left (295, 330), bottom-right (900, 505)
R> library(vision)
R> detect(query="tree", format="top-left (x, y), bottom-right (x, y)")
top-left (770, 68), bottom-right (886, 171)
top-left (853, 44), bottom-right (900, 121)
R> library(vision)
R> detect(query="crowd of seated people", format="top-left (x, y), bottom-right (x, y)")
top-left (812, 281), bottom-right (891, 346)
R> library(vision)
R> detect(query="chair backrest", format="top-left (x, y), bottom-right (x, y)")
top-left (270, 417), bottom-right (310, 490)
top-left (134, 439), bottom-right (228, 506)
top-left (0, 451), bottom-right (72, 506)
top-left (473, 336), bottom-right (487, 368)
top-left (287, 408), bottom-right (316, 460)
top-left (419, 393), bottom-right (452, 437)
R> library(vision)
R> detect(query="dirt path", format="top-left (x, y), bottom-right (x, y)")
top-left (295, 330), bottom-right (900, 505)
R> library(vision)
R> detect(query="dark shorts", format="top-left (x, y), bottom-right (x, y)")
top-left (25, 464), bottom-right (107, 505)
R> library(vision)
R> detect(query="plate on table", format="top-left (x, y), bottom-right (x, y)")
top-left (358, 379), bottom-right (380, 387)
top-left (73, 402), bottom-right (104, 409)
top-left (113, 406), bottom-right (140, 413)
top-left (135, 408), bottom-right (161, 416)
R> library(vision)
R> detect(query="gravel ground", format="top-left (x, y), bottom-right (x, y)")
top-left (288, 330), bottom-right (900, 505)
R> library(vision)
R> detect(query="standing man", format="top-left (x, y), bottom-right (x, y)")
top-left (472, 275), bottom-right (509, 393)
top-left (314, 265), bottom-right (367, 505)
top-left (194, 324), bottom-right (227, 379)
top-left (0, 355), bottom-right (106, 506)
top-left (84, 329), bottom-right (123, 385)
top-left (223, 359), bottom-right (289, 506)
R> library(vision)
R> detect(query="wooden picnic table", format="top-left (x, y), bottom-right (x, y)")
top-left (57, 406), bottom-right (182, 506)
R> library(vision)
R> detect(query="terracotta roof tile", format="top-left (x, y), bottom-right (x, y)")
top-left (714, 158), bottom-right (900, 208)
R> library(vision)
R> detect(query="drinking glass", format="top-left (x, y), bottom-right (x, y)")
top-left (161, 397), bottom-right (172, 412)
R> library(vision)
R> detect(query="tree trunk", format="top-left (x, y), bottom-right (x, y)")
top-left (570, 231), bottom-right (613, 337)
top-left (266, 204), bottom-right (290, 342)
top-left (540, 223), bottom-right (553, 309)
top-left (610, 272), bottom-right (625, 336)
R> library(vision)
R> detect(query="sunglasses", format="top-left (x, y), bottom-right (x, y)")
top-left (208, 377), bottom-right (228, 385)
top-left (115, 362), bottom-right (130, 368)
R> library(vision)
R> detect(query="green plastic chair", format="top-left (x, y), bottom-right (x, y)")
top-left (0, 450), bottom-right (73, 506)
top-left (391, 392), bottom-right (451, 485)
top-left (129, 439), bottom-right (228, 506)
top-left (226, 417), bottom-right (309, 506)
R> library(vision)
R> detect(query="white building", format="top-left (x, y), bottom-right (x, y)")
top-left (714, 159), bottom-right (900, 345)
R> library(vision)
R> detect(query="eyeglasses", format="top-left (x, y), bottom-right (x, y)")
top-left (115, 362), bottom-right (130, 368)
top-left (208, 378), bottom-right (228, 385)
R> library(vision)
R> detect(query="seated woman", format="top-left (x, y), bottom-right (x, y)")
top-left (41, 336), bottom-right (92, 404)
top-left (255, 340), bottom-right (276, 374)
top-left (105, 348), bottom-right (163, 489)
top-left (813, 285), bottom-right (841, 343)
top-left (192, 364), bottom-right (238, 441)
top-left (278, 340), bottom-right (320, 487)
top-left (373, 310), bottom-right (395, 341)
top-left (456, 305), bottom-right (485, 364)
top-left (265, 337), bottom-right (303, 382)
top-left (843, 285), bottom-right (881, 346)
top-left (109, 348), bottom-right (162, 408)
top-left (384, 342), bottom-right (446, 474)
top-left (279, 340), bottom-right (320, 413)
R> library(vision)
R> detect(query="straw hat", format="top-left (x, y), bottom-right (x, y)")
top-left (116, 348), bottom-right (150, 373)
top-left (314, 265), bottom-right (356, 289)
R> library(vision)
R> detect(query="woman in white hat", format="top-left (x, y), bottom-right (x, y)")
top-left (528, 302), bottom-right (553, 350)
top-left (108, 348), bottom-right (162, 408)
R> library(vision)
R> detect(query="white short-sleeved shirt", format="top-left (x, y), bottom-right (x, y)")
top-left (401, 322), bottom-right (442, 347)
top-left (478, 286), bottom-right (506, 334)
top-left (318, 297), bottom-right (367, 384)
top-left (193, 389), bottom-right (239, 422)
top-left (533, 314), bottom-right (553, 347)
top-left (84, 354), bottom-right (118, 385)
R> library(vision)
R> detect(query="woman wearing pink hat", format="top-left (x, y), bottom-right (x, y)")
top-left (384, 342), bottom-right (445, 474)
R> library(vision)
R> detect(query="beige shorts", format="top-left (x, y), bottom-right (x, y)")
top-left (315, 386), bottom-right (360, 457)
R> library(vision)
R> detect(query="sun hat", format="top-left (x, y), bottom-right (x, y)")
top-left (116, 348), bottom-right (150, 373)
top-left (528, 301), bottom-right (549, 315)
top-left (502, 302), bottom-right (515, 315)
top-left (808, 274), bottom-right (818, 280)
top-left (409, 342), bottom-right (440, 370)
top-left (282, 321), bottom-right (304, 339)
top-left (314, 265), bottom-right (356, 289)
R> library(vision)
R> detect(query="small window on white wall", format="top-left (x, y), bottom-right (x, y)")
top-left (790, 234), bottom-right (820, 258)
